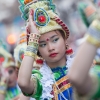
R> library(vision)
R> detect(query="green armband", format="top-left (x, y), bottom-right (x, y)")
top-left (91, 65), bottom-right (100, 99)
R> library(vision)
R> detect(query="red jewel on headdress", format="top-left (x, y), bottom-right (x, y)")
top-left (66, 48), bottom-right (73, 55)
top-left (0, 57), bottom-right (4, 63)
top-left (36, 59), bottom-right (43, 64)
top-left (38, 15), bottom-right (46, 23)
top-left (21, 54), bottom-right (24, 59)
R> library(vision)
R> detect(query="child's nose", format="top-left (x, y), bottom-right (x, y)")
top-left (48, 43), bottom-right (54, 52)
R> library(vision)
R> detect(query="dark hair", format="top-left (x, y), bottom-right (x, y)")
top-left (58, 30), bottom-right (66, 39)
top-left (37, 30), bottom-right (66, 57)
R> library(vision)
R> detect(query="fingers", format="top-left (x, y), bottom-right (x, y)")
top-left (26, 24), bottom-right (30, 34)
top-left (28, 9), bottom-right (39, 33)
top-left (29, 9), bottom-right (34, 25)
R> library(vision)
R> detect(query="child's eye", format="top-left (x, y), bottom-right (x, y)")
top-left (39, 43), bottom-right (46, 47)
top-left (53, 38), bottom-right (59, 43)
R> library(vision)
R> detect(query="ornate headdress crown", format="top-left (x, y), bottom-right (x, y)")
top-left (18, 0), bottom-right (69, 38)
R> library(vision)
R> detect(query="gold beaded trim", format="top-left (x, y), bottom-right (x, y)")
top-left (31, 76), bottom-right (37, 95)
top-left (24, 51), bottom-right (37, 58)
top-left (85, 34), bottom-right (100, 47)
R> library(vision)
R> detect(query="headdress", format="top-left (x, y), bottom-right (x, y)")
top-left (0, 40), bottom-right (15, 68)
top-left (14, 32), bottom-right (27, 68)
top-left (18, 0), bottom-right (69, 38)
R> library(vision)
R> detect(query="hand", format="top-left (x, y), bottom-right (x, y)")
top-left (78, 1), bottom-right (98, 26)
top-left (26, 9), bottom-right (39, 34)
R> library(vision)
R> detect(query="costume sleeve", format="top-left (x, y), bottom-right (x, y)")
top-left (23, 70), bottom-right (43, 100)
top-left (91, 65), bottom-right (100, 99)
top-left (73, 65), bottom-right (100, 100)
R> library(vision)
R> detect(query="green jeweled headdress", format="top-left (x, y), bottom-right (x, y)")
top-left (18, 0), bottom-right (70, 39)
top-left (18, 0), bottom-right (56, 21)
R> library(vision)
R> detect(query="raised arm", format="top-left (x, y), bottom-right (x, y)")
top-left (68, 19), bottom-right (100, 95)
top-left (18, 9), bottom-right (40, 95)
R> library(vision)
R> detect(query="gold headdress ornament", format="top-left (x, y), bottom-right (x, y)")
top-left (14, 31), bottom-right (27, 68)
top-left (0, 40), bottom-right (15, 68)
top-left (18, 0), bottom-right (70, 38)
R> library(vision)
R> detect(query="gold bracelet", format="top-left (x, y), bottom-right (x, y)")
top-left (29, 33), bottom-right (41, 39)
top-left (91, 19), bottom-right (100, 31)
top-left (85, 34), bottom-right (100, 47)
top-left (24, 51), bottom-right (37, 58)
top-left (28, 42), bottom-right (39, 49)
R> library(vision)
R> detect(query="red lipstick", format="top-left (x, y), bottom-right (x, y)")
top-left (49, 53), bottom-right (58, 57)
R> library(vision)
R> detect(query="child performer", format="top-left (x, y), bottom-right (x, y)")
top-left (18, 0), bottom-right (73, 100)
top-left (0, 45), bottom-right (21, 100)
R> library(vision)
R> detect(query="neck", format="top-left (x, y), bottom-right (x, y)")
top-left (46, 55), bottom-right (66, 68)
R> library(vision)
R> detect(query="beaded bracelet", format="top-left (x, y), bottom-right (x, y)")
top-left (29, 33), bottom-right (41, 39)
top-left (25, 33), bottom-right (40, 58)
top-left (88, 19), bottom-right (100, 40)
top-left (28, 38), bottom-right (39, 44)
top-left (26, 45), bottom-right (38, 54)
top-left (85, 34), bottom-right (100, 47)
top-left (28, 42), bottom-right (39, 49)
top-left (24, 51), bottom-right (37, 58)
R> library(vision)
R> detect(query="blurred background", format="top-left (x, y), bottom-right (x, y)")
top-left (0, 0), bottom-right (96, 55)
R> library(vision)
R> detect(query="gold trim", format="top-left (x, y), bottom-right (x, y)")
top-left (52, 84), bottom-right (58, 100)
top-left (56, 75), bottom-right (68, 85)
top-left (53, 83), bottom-right (71, 94)
top-left (59, 83), bottom-right (71, 93)
top-left (86, 34), bottom-right (100, 47)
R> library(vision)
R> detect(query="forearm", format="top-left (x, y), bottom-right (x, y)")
top-left (18, 32), bottom-right (40, 94)
top-left (18, 56), bottom-right (35, 93)
top-left (68, 41), bottom-right (97, 86)
top-left (68, 19), bottom-right (100, 96)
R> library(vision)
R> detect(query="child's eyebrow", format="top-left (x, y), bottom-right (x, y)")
top-left (39, 35), bottom-right (58, 43)
top-left (50, 35), bottom-right (58, 39)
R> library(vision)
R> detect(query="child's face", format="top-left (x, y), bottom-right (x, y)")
top-left (7, 67), bottom-right (17, 88)
top-left (38, 30), bottom-right (66, 63)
